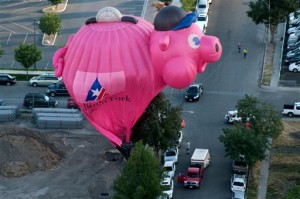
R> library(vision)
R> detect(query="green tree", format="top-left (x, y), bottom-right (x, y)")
top-left (113, 141), bottom-right (162, 199)
top-left (39, 13), bottom-right (62, 35)
top-left (219, 94), bottom-right (283, 168)
top-left (48, 0), bottom-right (64, 8)
top-left (132, 93), bottom-right (182, 156)
top-left (247, 0), bottom-right (299, 43)
top-left (0, 45), bottom-right (4, 58)
top-left (236, 94), bottom-right (283, 139)
top-left (219, 125), bottom-right (268, 167)
top-left (14, 43), bottom-right (42, 79)
top-left (181, 0), bottom-right (197, 11)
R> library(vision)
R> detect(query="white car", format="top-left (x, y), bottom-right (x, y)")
top-left (289, 61), bottom-right (300, 72)
top-left (196, 0), bottom-right (209, 15)
top-left (231, 190), bottom-right (245, 199)
top-left (164, 148), bottom-right (179, 164)
top-left (163, 161), bottom-right (176, 179)
top-left (289, 9), bottom-right (300, 21)
top-left (225, 110), bottom-right (242, 123)
top-left (195, 13), bottom-right (208, 33)
top-left (161, 177), bottom-right (174, 199)
top-left (231, 174), bottom-right (246, 192)
top-left (288, 32), bottom-right (300, 45)
top-left (287, 26), bottom-right (300, 35)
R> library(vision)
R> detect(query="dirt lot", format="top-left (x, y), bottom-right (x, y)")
top-left (0, 117), bottom-right (125, 199)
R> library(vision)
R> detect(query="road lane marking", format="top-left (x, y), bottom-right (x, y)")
top-left (23, 33), bottom-right (28, 43)
top-left (12, 2), bottom-right (48, 13)
top-left (6, 33), bottom-right (12, 45)
top-left (10, 60), bottom-right (15, 68)
top-left (0, 26), bottom-right (16, 33)
top-left (10, 21), bottom-right (34, 32)
top-left (141, 0), bottom-right (148, 18)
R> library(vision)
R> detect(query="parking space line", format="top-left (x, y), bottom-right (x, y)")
top-left (6, 33), bottom-right (12, 45)
top-left (45, 61), bottom-right (50, 69)
top-left (10, 21), bottom-right (34, 32)
top-left (12, 2), bottom-right (48, 13)
top-left (0, 26), bottom-right (16, 33)
top-left (0, 1), bottom-right (27, 8)
top-left (23, 33), bottom-right (28, 43)
top-left (10, 60), bottom-right (15, 68)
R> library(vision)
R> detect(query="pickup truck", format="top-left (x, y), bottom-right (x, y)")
top-left (177, 166), bottom-right (204, 189)
top-left (232, 155), bottom-right (248, 174)
top-left (282, 102), bottom-right (300, 117)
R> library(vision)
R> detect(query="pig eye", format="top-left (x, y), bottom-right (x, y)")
top-left (188, 34), bottom-right (200, 49)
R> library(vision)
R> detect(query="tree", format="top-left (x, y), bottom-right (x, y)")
top-left (219, 126), bottom-right (268, 167)
top-left (219, 94), bottom-right (283, 167)
top-left (14, 43), bottom-right (42, 79)
top-left (0, 45), bottom-right (4, 58)
top-left (113, 141), bottom-right (162, 199)
top-left (181, 0), bottom-right (197, 11)
top-left (131, 93), bottom-right (182, 156)
top-left (39, 13), bottom-right (62, 35)
top-left (48, 0), bottom-right (64, 9)
top-left (236, 94), bottom-right (283, 139)
top-left (247, 0), bottom-right (299, 43)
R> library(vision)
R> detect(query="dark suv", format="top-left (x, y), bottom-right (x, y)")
top-left (23, 93), bottom-right (58, 109)
top-left (184, 84), bottom-right (204, 102)
top-left (0, 74), bottom-right (17, 86)
top-left (46, 82), bottom-right (69, 97)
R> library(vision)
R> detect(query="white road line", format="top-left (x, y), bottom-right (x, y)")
top-left (45, 61), bottom-right (50, 69)
top-left (6, 33), bottom-right (12, 45)
top-left (23, 33), bottom-right (28, 43)
top-left (10, 21), bottom-right (34, 32)
top-left (0, 1), bottom-right (26, 8)
top-left (10, 60), bottom-right (15, 68)
top-left (0, 26), bottom-right (16, 33)
top-left (12, 2), bottom-right (48, 13)
top-left (141, 0), bottom-right (149, 18)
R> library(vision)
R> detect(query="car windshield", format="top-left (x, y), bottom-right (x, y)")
top-left (187, 86), bottom-right (198, 93)
top-left (198, 5), bottom-right (206, 8)
top-left (165, 150), bottom-right (176, 156)
top-left (161, 184), bottom-right (171, 191)
top-left (7, 74), bottom-right (13, 78)
top-left (44, 96), bottom-right (49, 101)
top-left (233, 182), bottom-right (244, 186)
top-left (187, 172), bottom-right (199, 178)
top-left (197, 16), bottom-right (206, 21)
top-left (164, 166), bottom-right (173, 171)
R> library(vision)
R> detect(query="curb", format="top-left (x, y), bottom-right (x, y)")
top-left (42, 0), bottom-right (68, 13)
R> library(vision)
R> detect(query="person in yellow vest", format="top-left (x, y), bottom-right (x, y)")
top-left (243, 48), bottom-right (248, 58)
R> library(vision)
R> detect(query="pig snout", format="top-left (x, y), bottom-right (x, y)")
top-left (199, 35), bottom-right (222, 62)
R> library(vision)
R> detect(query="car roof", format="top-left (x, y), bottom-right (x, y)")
top-left (164, 161), bottom-right (174, 167)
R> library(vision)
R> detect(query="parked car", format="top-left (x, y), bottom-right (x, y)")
top-left (285, 53), bottom-right (300, 63)
top-left (195, 13), bottom-right (208, 33)
top-left (161, 177), bottom-right (174, 199)
top-left (288, 31), bottom-right (300, 45)
top-left (231, 174), bottom-right (246, 192)
top-left (0, 74), bottom-right (16, 86)
top-left (46, 81), bottom-right (69, 96)
top-left (163, 161), bottom-right (176, 179)
top-left (185, 84), bottom-right (204, 102)
top-left (286, 48), bottom-right (300, 58)
top-left (29, 73), bottom-right (61, 87)
top-left (287, 40), bottom-right (300, 51)
top-left (225, 110), bottom-right (242, 123)
top-left (231, 190), bottom-right (245, 199)
top-left (289, 61), bottom-right (300, 72)
top-left (289, 9), bottom-right (300, 21)
top-left (67, 97), bottom-right (79, 109)
top-left (289, 18), bottom-right (300, 26)
top-left (196, 0), bottom-right (209, 15)
top-left (164, 148), bottom-right (179, 164)
top-left (23, 93), bottom-right (58, 109)
top-left (287, 26), bottom-right (300, 34)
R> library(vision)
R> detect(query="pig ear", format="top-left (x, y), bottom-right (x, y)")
top-left (159, 35), bottom-right (170, 51)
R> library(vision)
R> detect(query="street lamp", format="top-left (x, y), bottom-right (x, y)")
top-left (33, 18), bottom-right (38, 69)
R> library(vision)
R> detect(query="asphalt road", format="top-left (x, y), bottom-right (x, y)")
top-left (1, 0), bottom-right (300, 199)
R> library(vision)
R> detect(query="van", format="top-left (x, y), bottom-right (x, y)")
top-left (190, 148), bottom-right (211, 168)
top-left (196, 0), bottom-right (209, 15)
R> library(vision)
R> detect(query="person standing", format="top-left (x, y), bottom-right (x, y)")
top-left (243, 48), bottom-right (248, 58)
top-left (186, 140), bottom-right (190, 155)
top-left (237, 43), bottom-right (241, 53)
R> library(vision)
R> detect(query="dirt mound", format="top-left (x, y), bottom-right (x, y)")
top-left (0, 125), bottom-right (70, 177)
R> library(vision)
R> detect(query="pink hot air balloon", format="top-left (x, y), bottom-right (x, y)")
top-left (53, 6), bottom-right (222, 158)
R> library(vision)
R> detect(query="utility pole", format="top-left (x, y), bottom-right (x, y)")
top-left (33, 18), bottom-right (37, 69)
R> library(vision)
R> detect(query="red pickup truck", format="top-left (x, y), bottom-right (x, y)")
top-left (177, 166), bottom-right (204, 189)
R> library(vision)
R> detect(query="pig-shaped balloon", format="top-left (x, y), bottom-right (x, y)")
top-left (53, 6), bottom-right (222, 158)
